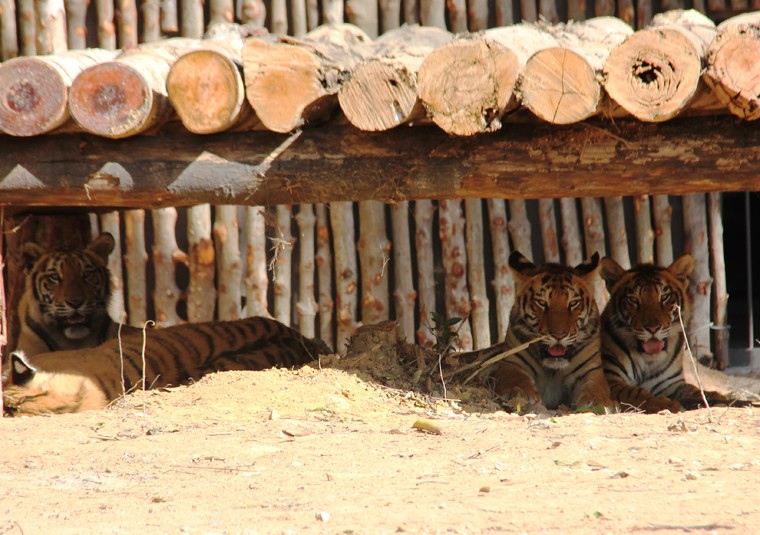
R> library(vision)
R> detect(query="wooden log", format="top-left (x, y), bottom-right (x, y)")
top-left (242, 24), bottom-right (374, 133)
top-left (152, 207), bottom-right (185, 326)
top-left (306, 0), bottom-right (319, 31)
top-left (391, 202), bottom-right (416, 342)
top-left (705, 12), bottom-right (760, 121)
top-left (507, 199), bottom-right (533, 260)
top-left (683, 193), bottom-right (713, 362)
top-left (273, 205), bottom-right (294, 325)
top-left (560, 198), bottom-right (582, 266)
top-left (357, 200), bottom-right (390, 324)
top-left (98, 211), bottom-right (127, 325)
top-left (295, 204), bottom-right (317, 337)
top-left (124, 210), bottom-right (148, 326)
top-left (417, 24), bottom-right (558, 136)
top-left (69, 39), bottom-right (199, 138)
top-left (213, 205), bottom-right (242, 321)
top-left (330, 201), bottom-right (358, 353)
top-left (414, 200), bottom-right (437, 348)
top-left (538, 198), bottom-right (560, 262)
top-left (404, 0), bottom-right (419, 24)
top-left (603, 9), bottom-right (720, 121)
top-left (707, 192), bottom-right (728, 370)
top-left (652, 195), bottom-right (674, 265)
top-left (0, 49), bottom-right (117, 136)
top-left (64, 0), bottom-right (87, 50)
top-left (19, 0), bottom-right (36, 56)
top-left (338, 25), bottom-right (453, 132)
top-left (604, 196), bottom-right (631, 269)
top-left (244, 206), bottom-right (269, 317)
top-left (36, 0), bottom-right (67, 54)
top-left (315, 204), bottom-right (334, 348)
top-left (518, 17), bottom-right (633, 124)
top-left (595, 0), bottom-right (615, 15)
top-left (487, 199), bottom-right (514, 342)
top-left (567, 0), bottom-right (584, 22)
top-left (634, 194), bottom-right (654, 264)
top-left (465, 199), bottom-right (491, 349)
top-left (187, 204), bottom-right (217, 322)
top-left (95, 0), bottom-right (116, 50)
top-left (167, 25), bottom-right (262, 134)
top-left (1, 0), bottom-right (19, 60)
top-left (439, 199), bottom-right (473, 351)
top-left (636, 0), bottom-right (654, 33)
top-left (117, 0), bottom-right (139, 48)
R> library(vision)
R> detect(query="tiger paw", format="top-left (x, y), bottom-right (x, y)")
top-left (622, 395), bottom-right (683, 414)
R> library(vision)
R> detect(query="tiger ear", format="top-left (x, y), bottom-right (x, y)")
top-left (508, 250), bottom-right (536, 284)
top-left (600, 256), bottom-right (626, 292)
top-left (668, 254), bottom-right (695, 287)
top-left (7, 351), bottom-right (37, 386)
top-left (86, 233), bottom-right (116, 262)
top-left (21, 242), bottom-right (45, 271)
top-left (574, 252), bottom-right (600, 279)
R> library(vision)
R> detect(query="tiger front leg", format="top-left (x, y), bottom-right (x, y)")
top-left (673, 383), bottom-right (728, 410)
top-left (570, 368), bottom-right (617, 412)
top-left (492, 362), bottom-right (541, 405)
top-left (608, 377), bottom-right (683, 414)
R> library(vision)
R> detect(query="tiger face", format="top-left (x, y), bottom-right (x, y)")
top-left (17, 233), bottom-right (116, 354)
top-left (509, 251), bottom-right (601, 370)
top-left (601, 254), bottom-right (693, 362)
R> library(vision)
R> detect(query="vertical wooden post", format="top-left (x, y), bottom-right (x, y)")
top-left (213, 205), bottom-right (242, 321)
top-left (295, 204), bottom-right (317, 337)
top-left (187, 205), bottom-right (217, 322)
top-left (634, 195), bottom-right (655, 264)
top-left (604, 196), bottom-right (631, 269)
top-left (99, 211), bottom-right (127, 325)
top-left (273, 205), bottom-right (294, 326)
top-left (652, 195), bottom-right (674, 266)
top-left (244, 206), bottom-right (270, 318)
top-left (124, 210), bottom-right (148, 327)
top-left (439, 199), bottom-right (473, 350)
top-left (153, 207), bottom-right (184, 326)
top-left (465, 199), bottom-right (491, 349)
top-left (560, 198), bottom-right (582, 266)
top-left (708, 192), bottom-right (728, 370)
top-left (538, 199), bottom-right (560, 263)
top-left (415, 200), bottom-right (437, 348)
top-left (508, 200), bottom-right (533, 261)
top-left (487, 199), bottom-right (514, 342)
top-left (358, 201), bottom-right (390, 325)
top-left (391, 202), bottom-right (416, 342)
top-left (330, 202), bottom-right (358, 353)
top-left (315, 205), bottom-right (334, 348)
top-left (683, 194), bottom-right (713, 363)
top-left (581, 197), bottom-right (608, 309)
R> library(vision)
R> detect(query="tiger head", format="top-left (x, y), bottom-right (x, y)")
top-left (18, 233), bottom-right (115, 350)
top-left (600, 254), bottom-right (694, 357)
top-left (508, 251), bottom-right (601, 369)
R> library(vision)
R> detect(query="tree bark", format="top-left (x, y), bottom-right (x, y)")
top-left (414, 200), bottom-right (437, 348)
top-left (508, 199), bottom-right (533, 261)
top-left (683, 193), bottom-right (713, 362)
top-left (465, 199), bottom-right (491, 349)
top-left (244, 205), bottom-right (270, 317)
top-left (419, 0), bottom-right (446, 28)
top-left (652, 195), bottom-right (674, 266)
top-left (538, 198), bottom-right (560, 263)
top-left (295, 204), bottom-right (317, 337)
top-left (634, 194), bottom-right (655, 264)
top-left (124, 210), bottom-right (148, 326)
top-left (487, 199), bottom-right (514, 342)
top-left (213, 205), bottom-right (242, 321)
top-left (187, 204), bottom-right (217, 322)
top-left (391, 202), bottom-right (416, 342)
top-left (152, 207), bottom-right (185, 326)
top-left (705, 12), bottom-right (760, 121)
top-left (18, 0), bottom-right (36, 56)
top-left (64, 0), bottom-right (87, 50)
top-left (315, 204), bottom-right (334, 348)
top-left (181, 0), bottom-right (204, 38)
top-left (708, 192), bottom-right (728, 370)
top-left (439, 199), bottom-right (473, 351)
top-left (345, 0), bottom-right (378, 37)
top-left (604, 196), bottom-right (631, 269)
top-left (330, 201), bottom-right (358, 353)
top-left (1, 0), bottom-right (19, 60)
top-left (242, 24), bottom-right (373, 133)
top-left (273, 205), bottom-right (294, 325)
top-left (95, 0), bottom-right (116, 50)
top-left (36, 0), bottom-right (68, 54)
top-left (98, 211), bottom-right (126, 325)
top-left (581, 197), bottom-right (608, 309)
top-left (560, 198), bottom-right (583, 266)
top-left (117, 0), bottom-right (138, 48)
top-left (357, 200), bottom-right (390, 324)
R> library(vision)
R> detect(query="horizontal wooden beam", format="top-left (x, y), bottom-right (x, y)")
top-left (1, 116), bottom-right (759, 209)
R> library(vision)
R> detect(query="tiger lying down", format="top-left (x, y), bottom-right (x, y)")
top-left (3, 317), bottom-right (333, 416)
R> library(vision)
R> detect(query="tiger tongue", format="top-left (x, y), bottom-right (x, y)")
top-left (642, 339), bottom-right (665, 354)
top-left (67, 314), bottom-right (86, 325)
top-left (547, 344), bottom-right (567, 357)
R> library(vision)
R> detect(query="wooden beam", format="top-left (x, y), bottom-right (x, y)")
top-left (1, 116), bottom-right (759, 209)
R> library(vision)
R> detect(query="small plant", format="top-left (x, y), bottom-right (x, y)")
top-left (428, 311), bottom-right (462, 360)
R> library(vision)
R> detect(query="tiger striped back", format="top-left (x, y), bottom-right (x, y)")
top-left (600, 254), bottom-right (726, 413)
top-left (491, 251), bottom-right (614, 411)
top-left (3, 316), bottom-right (332, 416)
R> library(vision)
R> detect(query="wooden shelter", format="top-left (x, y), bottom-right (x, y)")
top-left (1, 0), bottom-right (759, 371)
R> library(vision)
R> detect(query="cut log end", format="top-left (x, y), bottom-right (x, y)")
top-left (521, 48), bottom-right (600, 124)
top-left (603, 29), bottom-right (703, 122)
top-left (0, 58), bottom-right (69, 136)
top-left (70, 63), bottom-right (153, 138)
top-left (167, 50), bottom-right (245, 134)
top-left (706, 29), bottom-right (760, 121)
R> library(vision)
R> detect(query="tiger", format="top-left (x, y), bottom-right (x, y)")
top-left (600, 254), bottom-right (727, 413)
top-left (16, 233), bottom-right (136, 357)
top-left (487, 251), bottom-right (614, 411)
top-left (3, 316), bottom-right (333, 416)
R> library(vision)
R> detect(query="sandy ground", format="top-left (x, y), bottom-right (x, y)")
top-left (3, 339), bottom-right (760, 535)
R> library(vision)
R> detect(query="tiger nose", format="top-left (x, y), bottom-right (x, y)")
top-left (644, 323), bottom-right (659, 334)
top-left (66, 296), bottom-right (85, 308)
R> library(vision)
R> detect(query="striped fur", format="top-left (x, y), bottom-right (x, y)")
top-left (16, 233), bottom-right (136, 357)
top-left (3, 317), bottom-right (332, 416)
top-left (600, 254), bottom-right (726, 413)
top-left (490, 251), bottom-right (613, 410)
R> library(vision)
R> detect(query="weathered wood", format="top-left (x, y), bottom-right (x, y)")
top-left (634, 194), bottom-right (654, 264)
top-left (322, 0), bottom-right (343, 25)
top-left (124, 210), bottom-right (148, 326)
top-left (0, 49), bottom-right (117, 136)
top-left (69, 39), bottom-right (200, 138)
top-left (519, 17), bottom-right (633, 124)
top-left (494, 0), bottom-right (513, 26)
top-left (18, 0), bottom-right (36, 56)
top-left (315, 204), bottom-right (334, 348)
top-left (448, 0), bottom-right (467, 32)
top-left (708, 192), bottom-right (728, 370)
top-left (419, 0), bottom-right (446, 28)
top-left (187, 204), bottom-right (217, 322)
top-left (98, 211), bottom-right (126, 325)
top-left (617, 0), bottom-right (635, 26)
top-left (152, 207), bottom-right (184, 326)
top-left (244, 205), bottom-right (269, 317)
top-left (487, 199), bottom-right (514, 341)
top-left (181, 0), bottom-right (204, 38)
top-left (242, 24), bottom-right (373, 133)
top-left (414, 200), bottom-right (436, 348)
top-left (295, 204), bottom-right (317, 337)
top-left (273, 205), bottom-right (294, 325)
top-left (560, 198), bottom-right (582, 266)
top-left (391, 202), bottom-right (416, 342)
top-left (240, 0), bottom-right (267, 27)
top-left (270, 0), bottom-right (287, 34)
top-left (330, 201), bottom-right (358, 353)
top-left (213, 205), bottom-right (242, 320)
top-left (439, 199), bottom-right (473, 351)
top-left (652, 194), bottom-right (674, 265)
top-left (357, 200), bottom-right (390, 324)
top-left (417, 24), bottom-right (558, 136)
top-left (580, 197), bottom-right (608, 309)
top-left (2, 119), bottom-right (760, 208)
top-left (338, 25), bottom-right (453, 131)
top-left (538, 198), bottom-right (560, 262)
top-left (36, 0), bottom-right (67, 54)
top-left (142, 0), bottom-right (160, 42)
top-left (346, 0), bottom-right (379, 37)
top-left (683, 193), bottom-right (713, 362)
top-left (705, 12), bottom-right (760, 121)
top-left (507, 199), bottom-right (533, 260)
top-left (1, 0), bottom-right (19, 60)
top-left (465, 198), bottom-right (491, 349)
top-left (64, 0), bottom-right (87, 50)
top-left (210, 0), bottom-right (234, 24)
top-left (604, 9), bottom-right (720, 121)
top-left (160, 0), bottom-right (179, 32)
top-left (604, 196), bottom-right (631, 269)
top-left (95, 0), bottom-right (116, 50)
top-left (117, 0), bottom-right (138, 48)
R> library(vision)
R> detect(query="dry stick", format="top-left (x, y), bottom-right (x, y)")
top-left (18, 0), bottom-right (36, 56)
top-left (683, 193), bottom-right (713, 363)
top-left (415, 200), bottom-right (437, 348)
top-left (487, 199), bottom-right (514, 342)
top-left (272, 205), bottom-right (294, 326)
top-left (634, 195), bottom-right (655, 264)
top-left (187, 205), bottom-right (216, 322)
top-left (508, 200), bottom-right (533, 261)
top-left (153, 208), bottom-right (185, 326)
top-left (65, 0), bottom-right (87, 49)
top-left (118, 0), bottom-right (138, 48)
top-left (315, 205), bottom-right (334, 348)
top-left (560, 198), bottom-right (582, 266)
top-left (1, 0), bottom-right (19, 60)
top-left (439, 199), bottom-right (473, 351)
top-left (677, 305), bottom-right (713, 420)
top-left (295, 205), bottom-right (317, 337)
top-left (124, 210), bottom-right (148, 327)
top-left (214, 206), bottom-right (242, 321)
top-left (358, 201), bottom-right (390, 325)
top-left (538, 199), bottom-right (560, 263)
top-left (245, 206), bottom-right (269, 318)
top-left (708, 192), bottom-right (729, 370)
top-left (604, 196), bottom-right (631, 269)
top-left (391, 202), bottom-right (416, 343)
top-left (95, 0), bottom-right (116, 50)
top-left (160, 0), bottom-right (179, 32)
top-left (36, 0), bottom-right (67, 54)
top-left (330, 201), bottom-right (358, 353)
top-left (99, 211), bottom-right (127, 325)
top-left (580, 197), bottom-right (608, 309)
top-left (465, 199), bottom-right (491, 349)
top-left (462, 335), bottom-right (548, 386)
top-left (652, 195), bottom-right (674, 266)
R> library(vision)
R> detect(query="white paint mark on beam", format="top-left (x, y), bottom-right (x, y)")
top-left (0, 165), bottom-right (46, 189)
